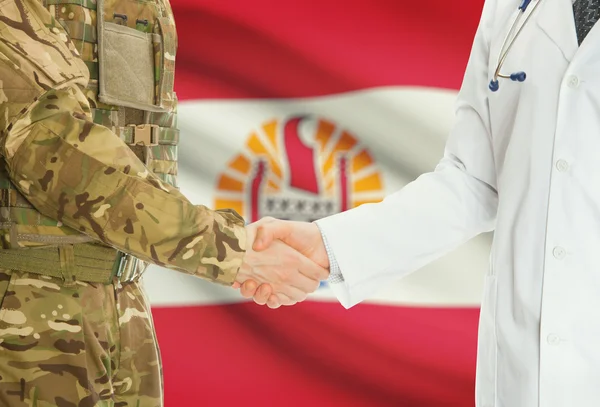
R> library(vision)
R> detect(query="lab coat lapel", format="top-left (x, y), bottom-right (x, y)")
top-left (536, 0), bottom-right (578, 61)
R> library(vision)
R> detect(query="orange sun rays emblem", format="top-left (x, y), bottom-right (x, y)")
top-left (215, 115), bottom-right (385, 222)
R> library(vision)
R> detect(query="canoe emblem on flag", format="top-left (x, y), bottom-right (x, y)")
top-left (214, 115), bottom-right (385, 222)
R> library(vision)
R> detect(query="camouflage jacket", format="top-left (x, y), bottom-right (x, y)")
top-left (0, 0), bottom-right (246, 285)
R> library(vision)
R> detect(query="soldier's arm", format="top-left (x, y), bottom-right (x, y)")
top-left (0, 0), bottom-right (246, 285)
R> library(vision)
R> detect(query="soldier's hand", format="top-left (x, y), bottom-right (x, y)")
top-left (234, 220), bottom-right (328, 308)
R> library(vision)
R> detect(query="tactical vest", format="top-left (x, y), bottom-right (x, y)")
top-left (0, 0), bottom-right (179, 283)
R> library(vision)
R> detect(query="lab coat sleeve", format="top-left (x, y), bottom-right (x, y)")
top-left (315, 0), bottom-right (499, 308)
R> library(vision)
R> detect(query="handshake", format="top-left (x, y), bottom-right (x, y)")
top-left (233, 217), bottom-right (330, 309)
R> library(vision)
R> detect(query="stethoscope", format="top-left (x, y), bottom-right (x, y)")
top-left (489, 0), bottom-right (543, 92)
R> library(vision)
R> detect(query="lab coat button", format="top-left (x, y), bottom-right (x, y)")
top-left (556, 159), bottom-right (569, 172)
top-left (547, 334), bottom-right (561, 345)
top-left (553, 246), bottom-right (566, 260)
top-left (567, 75), bottom-right (579, 88)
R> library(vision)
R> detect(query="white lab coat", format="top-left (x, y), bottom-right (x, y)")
top-left (316, 0), bottom-right (600, 405)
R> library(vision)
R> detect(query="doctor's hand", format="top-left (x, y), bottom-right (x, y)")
top-left (234, 220), bottom-right (329, 308)
top-left (235, 218), bottom-right (330, 308)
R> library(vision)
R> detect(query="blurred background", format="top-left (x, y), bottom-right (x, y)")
top-left (143, 0), bottom-right (490, 406)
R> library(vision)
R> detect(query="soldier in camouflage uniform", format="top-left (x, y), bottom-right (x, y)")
top-left (0, 0), bottom-right (328, 406)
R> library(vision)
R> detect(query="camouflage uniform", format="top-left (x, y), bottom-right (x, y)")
top-left (0, 0), bottom-right (247, 405)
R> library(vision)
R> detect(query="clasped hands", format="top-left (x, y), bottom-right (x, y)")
top-left (233, 217), bottom-right (329, 309)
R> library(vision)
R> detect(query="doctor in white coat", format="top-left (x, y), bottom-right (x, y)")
top-left (237, 0), bottom-right (600, 405)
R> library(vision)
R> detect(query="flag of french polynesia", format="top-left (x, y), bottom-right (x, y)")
top-left (143, 1), bottom-right (489, 406)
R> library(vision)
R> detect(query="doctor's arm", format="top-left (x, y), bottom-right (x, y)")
top-left (242, 0), bottom-right (500, 309)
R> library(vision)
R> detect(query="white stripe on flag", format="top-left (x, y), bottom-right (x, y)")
top-left (144, 86), bottom-right (490, 308)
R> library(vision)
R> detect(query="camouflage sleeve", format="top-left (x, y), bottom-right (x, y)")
top-left (0, 0), bottom-right (246, 285)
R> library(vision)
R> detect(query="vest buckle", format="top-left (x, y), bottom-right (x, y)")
top-left (113, 251), bottom-right (142, 283)
top-left (128, 124), bottom-right (159, 146)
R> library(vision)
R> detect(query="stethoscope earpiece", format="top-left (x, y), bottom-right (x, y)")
top-left (489, 80), bottom-right (500, 92)
top-left (510, 71), bottom-right (527, 82)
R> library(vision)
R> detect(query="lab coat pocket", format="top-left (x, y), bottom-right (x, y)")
top-left (475, 272), bottom-right (498, 407)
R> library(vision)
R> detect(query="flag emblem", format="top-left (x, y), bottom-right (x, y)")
top-left (215, 115), bottom-right (385, 222)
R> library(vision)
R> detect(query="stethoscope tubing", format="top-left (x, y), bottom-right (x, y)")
top-left (490, 0), bottom-right (543, 90)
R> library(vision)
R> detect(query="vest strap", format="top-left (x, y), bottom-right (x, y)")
top-left (117, 124), bottom-right (179, 146)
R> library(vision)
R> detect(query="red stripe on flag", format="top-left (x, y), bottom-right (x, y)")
top-left (171, 0), bottom-right (485, 100)
top-left (152, 302), bottom-right (479, 407)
